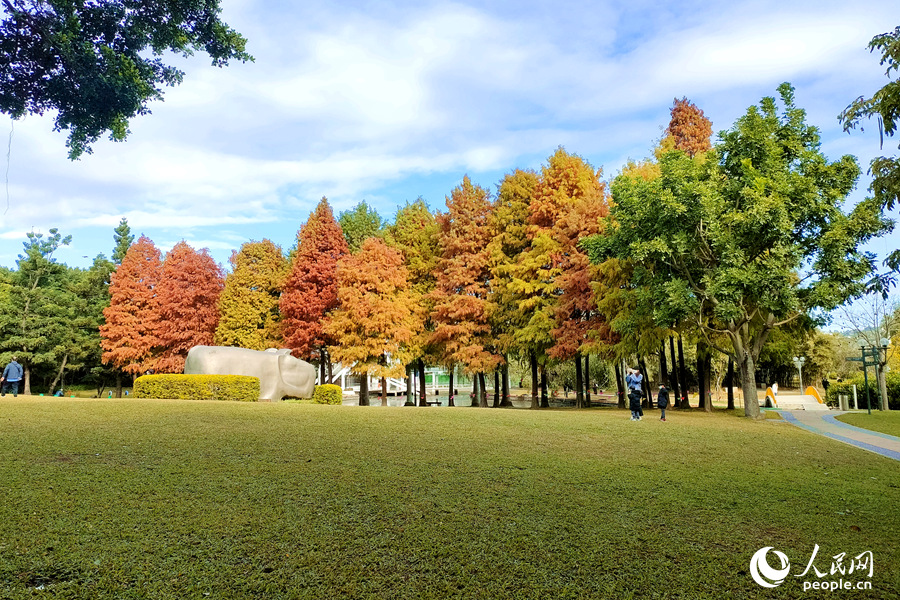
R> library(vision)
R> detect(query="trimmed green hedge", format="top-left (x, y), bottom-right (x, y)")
top-left (313, 384), bottom-right (343, 405)
top-left (825, 372), bottom-right (899, 410)
top-left (133, 374), bottom-right (260, 402)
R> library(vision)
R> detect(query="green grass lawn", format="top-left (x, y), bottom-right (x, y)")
top-left (1, 399), bottom-right (897, 599)
top-left (836, 411), bottom-right (900, 438)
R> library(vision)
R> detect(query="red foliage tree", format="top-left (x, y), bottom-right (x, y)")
top-left (100, 235), bottom-right (162, 375)
top-left (153, 241), bottom-right (224, 373)
top-left (280, 197), bottom-right (349, 373)
top-left (665, 97), bottom-right (713, 157)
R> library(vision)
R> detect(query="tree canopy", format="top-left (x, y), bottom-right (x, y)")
top-left (0, 0), bottom-right (252, 158)
top-left (215, 239), bottom-right (288, 350)
top-left (840, 25), bottom-right (900, 281)
top-left (585, 84), bottom-right (890, 418)
top-left (280, 197), bottom-right (349, 362)
top-left (338, 200), bottom-right (384, 253)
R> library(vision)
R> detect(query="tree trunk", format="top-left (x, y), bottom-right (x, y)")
top-left (115, 371), bottom-right (123, 398)
top-left (23, 367), bottom-right (31, 396)
top-left (48, 353), bottom-right (69, 395)
top-left (477, 373), bottom-right (487, 407)
top-left (540, 365), bottom-right (549, 408)
top-left (405, 363), bottom-right (414, 406)
top-left (697, 342), bottom-right (706, 409)
top-left (472, 374), bottom-right (480, 407)
top-left (418, 359), bottom-right (427, 407)
top-left (669, 336), bottom-right (681, 408)
top-left (659, 345), bottom-right (668, 388)
top-left (500, 361), bottom-right (511, 407)
top-left (448, 368), bottom-right (455, 406)
top-left (615, 362), bottom-right (626, 409)
top-left (319, 355), bottom-right (326, 386)
top-left (876, 361), bottom-right (890, 411)
top-left (726, 358), bottom-right (735, 410)
top-left (575, 352), bottom-right (584, 408)
top-left (359, 373), bottom-right (369, 406)
top-left (493, 371), bottom-right (500, 407)
top-left (639, 356), bottom-right (652, 409)
top-left (326, 352), bottom-right (333, 383)
top-left (737, 351), bottom-right (761, 419)
top-left (584, 354), bottom-right (591, 405)
top-left (380, 376), bottom-right (388, 406)
top-left (703, 353), bottom-right (713, 412)
top-left (530, 351), bottom-right (539, 409)
top-left (678, 335), bottom-right (689, 408)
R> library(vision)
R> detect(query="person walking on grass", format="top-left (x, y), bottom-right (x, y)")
top-left (1, 357), bottom-right (23, 397)
top-left (657, 383), bottom-right (669, 421)
top-left (626, 367), bottom-right (643, 421)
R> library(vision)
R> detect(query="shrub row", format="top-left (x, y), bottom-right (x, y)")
top-left (133, 374), bottom-right (260, 402)
top-left (313, 384), bottom-right (343, 405)
top-left (824, 372), bottom-right (900, 411)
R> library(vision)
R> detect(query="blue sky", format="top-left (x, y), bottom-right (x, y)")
top-left (1, 0), bottom-right (899, 275)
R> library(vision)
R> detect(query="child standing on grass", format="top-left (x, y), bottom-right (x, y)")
top-left (657, 384), bottom-right (669, 421)
top-left (626, 367), bottom-right (643, 420)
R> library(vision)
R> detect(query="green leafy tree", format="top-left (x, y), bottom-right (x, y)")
top-left (586, 84), bottom-right (890, 418)
top-left (47, 255), bottom-right (115, 395)
top-left (112, 218), bottom-right (134, 265)
top-left (840, 25), bottom-right (900, 284)
top-left (0, 228), bottom-right (74, 394)
top-left (338, 200), bottom-right (384, 253)
top-left (0, 0), bottom-right (253, 159)
top-left (216, 239), bottom-right (289, 350)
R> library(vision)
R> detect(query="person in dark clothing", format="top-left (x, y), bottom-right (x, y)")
top-left (626, 367), bottom-right (643, 420)
top-left (657, 384), bottom-right (669, 421)
top-left (1, 357), bottom-right (24, 397)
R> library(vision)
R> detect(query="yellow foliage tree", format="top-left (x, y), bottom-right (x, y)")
top-left (215, 240), bottom-right (289, 350)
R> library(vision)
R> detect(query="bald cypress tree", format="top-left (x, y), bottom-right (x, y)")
top-left (431, 176), bottom-right (501, 406)
top-left (280, 198), bottom-right (350, 380)
top-left (100, 235), bottom-right (161, 376)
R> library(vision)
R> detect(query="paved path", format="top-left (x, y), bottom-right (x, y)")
top-left (779, 410), bottom-right (900, 462)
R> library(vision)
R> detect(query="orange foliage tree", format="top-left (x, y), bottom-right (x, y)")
top-left (430, 176), bottom-right (502, 406)
top-left (280, 198), bottom-right (349, 382)
top-left (665, 97), bottom-right (713, 157)
top-left (541, 151), bottom-right (612, 408)
top-left (326, 238), bottom-right (421, 406)
top-left (153, 242), bottom-right (224, 373)
top-left (100, 235), bottom-right (162, 376)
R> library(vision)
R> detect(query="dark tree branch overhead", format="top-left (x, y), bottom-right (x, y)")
top-left (0, 0), bottom-right (253, 159)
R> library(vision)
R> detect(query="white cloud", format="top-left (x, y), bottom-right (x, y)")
top-left (2, 0), bottom-right (898, 268)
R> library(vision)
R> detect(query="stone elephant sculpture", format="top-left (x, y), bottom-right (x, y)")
top-left (184, 346), bottom-right (316, 401)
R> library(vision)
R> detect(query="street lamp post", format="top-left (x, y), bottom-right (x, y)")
top-left (792, 356), bottom-right (806, 393)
